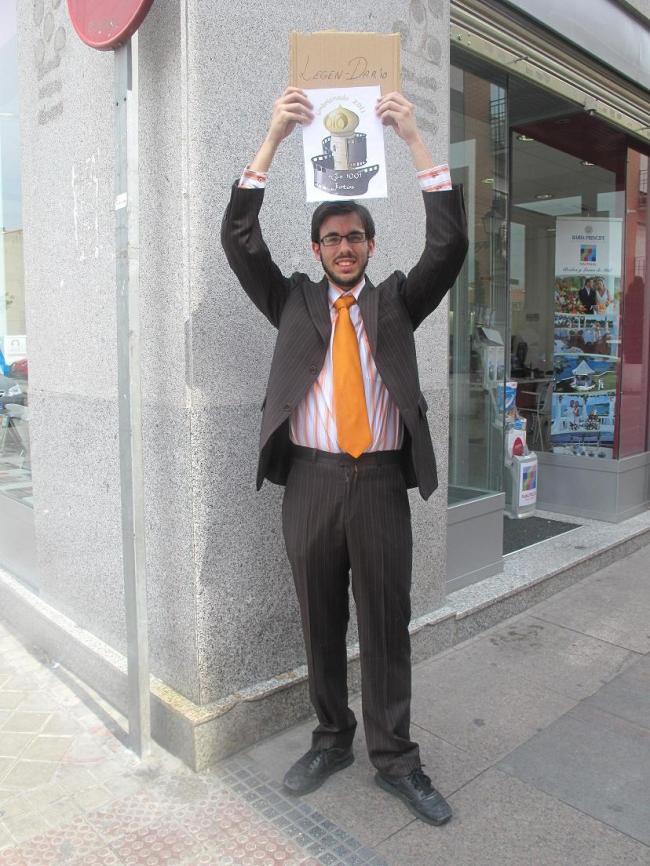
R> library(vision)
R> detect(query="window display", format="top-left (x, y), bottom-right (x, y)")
top-left (551, 217), bottom-right (623, 457)
top-left (1, 7), bottom-right (31, 507)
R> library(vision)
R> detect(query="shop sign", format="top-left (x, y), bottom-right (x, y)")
top-left (67, 0), bottom-right (155, 50)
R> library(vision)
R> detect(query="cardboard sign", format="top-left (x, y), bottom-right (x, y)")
top-left (289, 31), bottom-right (401, 96)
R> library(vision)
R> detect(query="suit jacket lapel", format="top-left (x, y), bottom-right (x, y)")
top-left (303, 275), bottom-right (378, 352)
top-left (358, 277), bottom-right (378, 357)
top-left (303, 277), bottom-right (331, 345)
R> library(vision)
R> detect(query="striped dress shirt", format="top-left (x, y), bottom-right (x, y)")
top-left (238, 162), bottom-right (452, 453)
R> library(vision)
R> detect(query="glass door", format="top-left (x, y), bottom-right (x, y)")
top-left (448, 57), bottom-right (509, 504)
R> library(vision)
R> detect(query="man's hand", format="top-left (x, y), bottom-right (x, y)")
top-left (376, 91), bottom-right (434, 172)
top-left (267, 87), bottom-right (314, 147)
top-left (375, 92), bottom-right (419, 144)
top-left (248, 88), bottom-right (314, 174)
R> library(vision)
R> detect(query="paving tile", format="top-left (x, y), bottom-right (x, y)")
top-left (85, 790), bottom-right (170, 841)
top-left (1, 712), bottom-right (50, 733)
top-left (41, 713), bottom-right (81, 736)
top-left (72, 785), bottom-right (114, 812)
top-left (244, 716), bottom-right (316, 783)
top-left (0, 639), bottom-right (21, 654)
top-left (0, 735), bottom-right (32, 760)
top-left (21, 736), bottom-right (73, 763)
top-left (5, 814), bottom-right (105, 866)
top-left (2, 811), bottom-right (44, 844)
top-left (0, 795), bottom-right (29, 820)
top-left (0, 678), bottom-right (39, 694)
top-left (0, 823), bottom-right (12, 849)
top-left (2, 761), bottom-right (57, 788)
top-left (88, 762), bottom-right (125, 785)
top-left (21, 783), bottom-right (66, 813)
top-left (108, 818), bottom-right (202, 865)
top-left (410, 645), bottom-right (578, 763)
top-left (148, 772), bottom-right (213, 806)
top-left (0, 697), bottom-right (25, 713)
top-left (580, 654), bottom-right (650, 730)
top-left (69, 848), bottom-right (123, 866)
top-left (40, 795), bottom-right (84, 828)
top-left (52, 764), bottom-right (96, 793)
top-left (100, 773), bottom-right (143, 800)
top-left (467, 614), bottom-right (634, 700)
top-left (498, 701), bottom-right (650, 845)
top-left (0, 841), bottom-right (29, 866)
top-left (15, 693), bottom-right (61, 713)
top-left (377, 769), bottom-right (650, 866)
top-left (62, 737), bottom-right (111, 766)
top-left (531, 549), bottom-right (650, 653)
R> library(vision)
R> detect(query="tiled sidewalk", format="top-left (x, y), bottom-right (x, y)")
top-left (0, 625), bottom-right (384, 866)
top-left (1, 542), bottom-right (649, 866)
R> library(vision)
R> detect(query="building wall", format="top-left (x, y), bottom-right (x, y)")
top-left (16, 0), bottom-right (201, 701)
top-left (16, 0), bottom-right (454, 707)
top-left (181, 0), bottom-right (453, 702)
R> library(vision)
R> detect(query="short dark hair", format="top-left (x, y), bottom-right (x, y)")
top-left (311, 201), bottom-right (376, 244)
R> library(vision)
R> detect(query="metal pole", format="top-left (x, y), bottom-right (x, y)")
top-left (114, 34), bottom-right (150, 758)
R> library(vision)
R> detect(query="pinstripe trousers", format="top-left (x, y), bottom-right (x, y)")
top-left (282, 447), bottom-right (421, 777)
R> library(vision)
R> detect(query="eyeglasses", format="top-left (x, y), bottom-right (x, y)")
top-left (319, 231), bottom-right (367, 247)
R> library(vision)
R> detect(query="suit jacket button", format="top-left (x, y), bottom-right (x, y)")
top-left (309, 365), bottom-right (318, 375)
top-left (284, 403), bottom-right (291, 412)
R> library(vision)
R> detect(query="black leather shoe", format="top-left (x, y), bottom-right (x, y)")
top-left (282, 747), bottom-right (354, 796)
top-left (375, 768), bottom-right (452, 826)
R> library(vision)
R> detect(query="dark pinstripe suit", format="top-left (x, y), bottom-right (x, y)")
top-left (222, 183), bottom-right (467, 775)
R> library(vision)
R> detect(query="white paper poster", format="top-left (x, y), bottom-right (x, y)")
top-left (554, 217), bottom-right (623, 277)
top-left (302, 86), bottom-right (387, 203)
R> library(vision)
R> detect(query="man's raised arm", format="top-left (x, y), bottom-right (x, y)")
top-left (220, 89), bottom-right (314, 328)
top-left (376, 92), bottom-right (468, 329)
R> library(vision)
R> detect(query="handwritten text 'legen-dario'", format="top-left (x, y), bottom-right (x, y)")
top-left (299, 55), bottom-right (389, 84)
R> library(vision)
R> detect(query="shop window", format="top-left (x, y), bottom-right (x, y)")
top-left (1, 10), bottom-right (30, 505)
top-left (510, 111), bottom-right (627, 460)
top-left (1, 6), bottom-right (36, 588)
top-left (448, 58), bottom-right (509, 504)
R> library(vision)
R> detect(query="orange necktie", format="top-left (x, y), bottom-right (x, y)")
top-left (333, 295), bottom-right (372, 457)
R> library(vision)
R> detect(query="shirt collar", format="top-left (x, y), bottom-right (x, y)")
top-left (327, 277), bottom-right (366, 308)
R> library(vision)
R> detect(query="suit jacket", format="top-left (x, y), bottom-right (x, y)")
top-left (221, 183), bottom-right (468, 500)
top-left (579, 287), bottom-right (597, 313)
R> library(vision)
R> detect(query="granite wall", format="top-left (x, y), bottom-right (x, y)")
top-left (16, 0), bottom-right (453, 710)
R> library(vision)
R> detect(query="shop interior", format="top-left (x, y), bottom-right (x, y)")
top-left (448, 52), bottom-right (647, 553)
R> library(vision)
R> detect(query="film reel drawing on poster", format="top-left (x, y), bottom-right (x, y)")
top-left (302, 86), bottom-right (388, 202)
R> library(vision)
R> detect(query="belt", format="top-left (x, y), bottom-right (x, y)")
top-left (290, 444), bottom-right (402, 467)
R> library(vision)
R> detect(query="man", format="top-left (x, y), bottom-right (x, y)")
top-left (579, 278), bottom-right (597, 314)
top-left (221, 87), bottom-right (468, 826)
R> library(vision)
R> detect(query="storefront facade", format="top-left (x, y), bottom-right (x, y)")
top-left (0, 1), bottom-right (648, 766)
top-left (446, 0), bottom-right (650, 587)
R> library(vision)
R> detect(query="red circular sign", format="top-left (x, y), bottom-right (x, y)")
top-left (67, 0), bottom-right (155, 50)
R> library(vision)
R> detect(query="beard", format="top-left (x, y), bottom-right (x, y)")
top-left (320, 252), bottom-right (369, 290)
